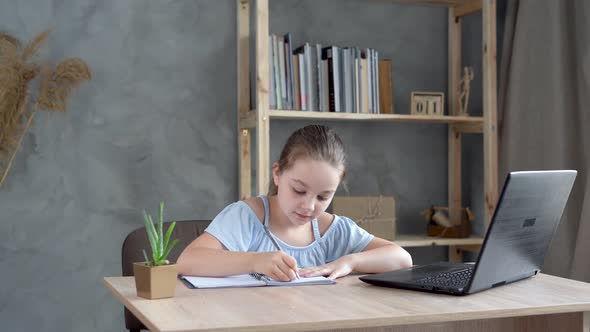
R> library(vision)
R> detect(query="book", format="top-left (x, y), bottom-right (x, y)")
top-left (272, 35), bottom-right (282, 109)
top-left (360, 54), bottom-right (369, 114)
top-left (293, 54), bottom-right (301, 110)
top-left (180, 273), bottom-right (335, 289)
top-left (278, 37), bottom-right (287, 108)
top-left (269, 35), bottom-right (275, 109)
top-left (373, 49), bottom-right (380, 114)
top-left (284, 33), bottom-right (294, 110)
top-left (378, 59), bottom-right (393, 114)
top-left (321, 46), bottom-right (341, 112)
top-left (315, 44), bottom-right (324, 112)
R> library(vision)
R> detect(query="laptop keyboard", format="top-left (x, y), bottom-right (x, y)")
top-left (416, 268), bottom-right (473, 288)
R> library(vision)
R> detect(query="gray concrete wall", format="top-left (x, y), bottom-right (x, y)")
top-left (0, 1), bottom-right (483, 331)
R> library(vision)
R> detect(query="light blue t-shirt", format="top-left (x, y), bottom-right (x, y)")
top-left (205, 195), bottom-right (374, 268)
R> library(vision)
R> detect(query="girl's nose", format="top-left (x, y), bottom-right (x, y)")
top-left (301, 196), bottom-right (315, 211)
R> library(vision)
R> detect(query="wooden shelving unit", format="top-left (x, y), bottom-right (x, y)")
top-left (236, 0), bottom-right (497, 261)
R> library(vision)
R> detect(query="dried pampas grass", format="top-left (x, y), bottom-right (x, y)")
top-left (37, 58), bottom-right (91, 112)
top-left (0, 29), bottom-right (91, 186)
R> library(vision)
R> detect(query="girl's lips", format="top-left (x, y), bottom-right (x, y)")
top-left (295, 212), bottom-right (311, 219)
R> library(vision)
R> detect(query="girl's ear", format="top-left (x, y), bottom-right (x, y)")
top-left (272, 162), bottom-right (280, 186)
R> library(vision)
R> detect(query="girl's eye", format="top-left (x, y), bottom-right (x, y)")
top-left (293, 188), bottom-right (305, 195)
top-left (317, 196), bottom-right (328, 201)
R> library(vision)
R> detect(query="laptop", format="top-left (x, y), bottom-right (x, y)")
top-left (360, 170), bottom-right (577, 295)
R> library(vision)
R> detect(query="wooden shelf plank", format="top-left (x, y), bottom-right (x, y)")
top-left (240, 110), bottom-right (483, 130)
top-left (395, 234), bottom-right (484, 247)
top-left (376, 0), bottom-right (478, 7)
top-left (454, 0), bottom-right (482, 17)
top-left (270, 110), bottom-right (482, 124)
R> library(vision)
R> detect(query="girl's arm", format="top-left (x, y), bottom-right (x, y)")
top-left (177, 233), bottom-right (257, 276)
top-left (177, 233), bottom-right (299, 281)
top-left (299, 237), bottom-right (412, 279)
top-left (347, 237), bottom-right (412, 273)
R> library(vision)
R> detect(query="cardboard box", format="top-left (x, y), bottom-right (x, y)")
top-left (331, 196), bottom-right (396, 240)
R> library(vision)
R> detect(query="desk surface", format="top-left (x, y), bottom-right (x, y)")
top-left (104, 273), bottom-right (590, 332)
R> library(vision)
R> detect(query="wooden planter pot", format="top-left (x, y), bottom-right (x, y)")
top-left (133, 262), bottom-right (178, 299)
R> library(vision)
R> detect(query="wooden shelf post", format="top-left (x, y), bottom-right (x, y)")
top-left (448, 6), bottom-right (463, 228)
top-left (483, 0), bottom-right (498, 227)
top-left (237, 0), bottom-right (251, 199)
top-left (255, 0), bottom-right (270, 196)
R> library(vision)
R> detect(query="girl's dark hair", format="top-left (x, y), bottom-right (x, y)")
top-left (268, 125), bottom-right (346, 196)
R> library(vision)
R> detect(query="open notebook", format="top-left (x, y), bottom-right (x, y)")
top-left (180, 273), bottom-right (335, 289)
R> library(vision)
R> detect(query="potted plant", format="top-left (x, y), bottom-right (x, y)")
top-left (133, 202), bottom-right (179, 299)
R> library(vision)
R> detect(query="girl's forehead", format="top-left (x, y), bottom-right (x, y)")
top-left (289, 158), bottom-right (341, 172)
top-left (284, 159), bottom-right (341, 190)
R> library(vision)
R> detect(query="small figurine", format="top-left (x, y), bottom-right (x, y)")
top-left (458, 66), bottom-right (474, 116)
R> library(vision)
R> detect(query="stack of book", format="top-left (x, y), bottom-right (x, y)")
top-left (268, 33), bottom-right (393, 114)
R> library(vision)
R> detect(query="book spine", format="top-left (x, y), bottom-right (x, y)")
top-left (273, 35), bottom-right (282, 110)
top-left (343, 48), bottom-right (350, 113)
top-left (322, 47), bottom-right (336, 112)
top-left (278, 37), bottom-right (287, 109)
top-left (316, 44), bottom-right (323, 112)
top-left (269, 35), bottom-right (275, 109)
top-left (298, 53), bottom-right (307, 110)
top-left (354, 49), bottom-right (360, 113)
top-left (378, 59), bottom-right (393, 114)
top-left (374, 50), bottom-right (380, 114)
top-left (284, 33), bottom-right (294, 110)
top-left (347, 48), bottom-right (354, 113)
top-left (321, 59), bottom-right (329, 113)
top-left (293, 54), bottom-right (300, 110)
top-left (366, 48), bottom-right (372, 113)
top-left (305, 43), bottom-right (315, 112)
top-left (361, 52), bottom-right (369, 114)
top-left (335, 47), bottom-right (342, 112)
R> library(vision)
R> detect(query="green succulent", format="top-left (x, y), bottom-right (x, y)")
top-left (142, 202), bottom-right (179, 266)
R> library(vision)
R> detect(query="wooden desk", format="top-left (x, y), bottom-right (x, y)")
top-left (104, 274), bottom-right (590, 332)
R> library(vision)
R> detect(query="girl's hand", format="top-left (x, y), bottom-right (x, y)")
top-left (252, 251), bottom-right (299, 282)
top-left (298, 255), bottom-right (355, 280)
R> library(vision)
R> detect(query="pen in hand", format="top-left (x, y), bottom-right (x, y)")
top-left (263, 223), bottom-right (300, 280)
top-left (290, 261), bottom-right (301, 280)
top-left (281, 249), bottom-right (301, 280)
